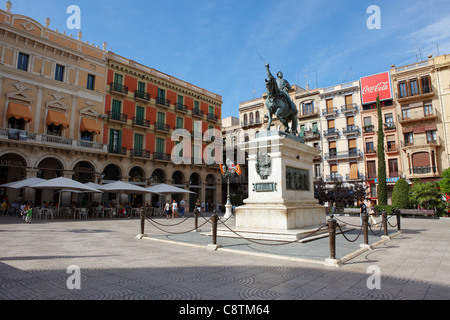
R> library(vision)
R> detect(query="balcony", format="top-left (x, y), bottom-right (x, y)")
top-left (341, 103), bottom-right (359, 114)
top-left (365, 148), bottom-right (377, 156)
top-left (134, 90), bottom-right (150, 102)
top-left (302, 131), bottom-right (320, 141)
top-left (175, 103), bottom-right (189, 113)
top-left (325, 174), bottom-right (343, 183)
top-left (0, 128), bottom-right (107, 153)
top-left (399, 108), bottom-right (439, 124)
top-left (384, 122), bottom-right (396, 131)
top-left (156, 97), bottom-right (170, 108)
top-left (107, 111), bottom-right (128, 123)
top-left (153, 152), bottom-right (171, 161)
top-left (345, 172), bottom-right (365, 181)
top-left (324, 150), bottom-right (363, 161)
top-left (396, 85), bottom-right (435, 102)
top-left (132, 117), bottom-right (151, 128)
top-left (322, 108), bottom-right (339, 117)
top-left (110, 82), bottom-right (128, 95)
top-left (363, 125), bottom-right (375, 134)
top-left (385, 145), bottom-right (399, 154)
top-left (342, 125), bottom-right (360, 136)
top-left (299, 109), bottom-right (319, 119)
top-left (241, 119), bottom-right (263, 128)
top-left (108, 145), bottom-right (127, 156)
top-left (401, 136), bottom-right (441, 149)
top-left (323, 128), bottom-right (340, 138)
top-left (130, 149), bottom-right (151, 159)
top-left (154, 122), bottom-right (171, 133)
top-left (207, 113), bottom-right (219, 122)
top-left (192, 109), bottom-right (205, 119)
top-left (410, 166), bottom-right (437, 175)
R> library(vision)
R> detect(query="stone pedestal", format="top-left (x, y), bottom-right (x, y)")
top-left (233, 131), bottom-right (326, 237)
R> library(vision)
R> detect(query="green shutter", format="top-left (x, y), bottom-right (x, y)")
top-left (156, 138), bottom-right (165, 154)
top-left (176, 117), bottom-right (183, 129)
top-left (134, 134), bottom-right (143, 156)
top-left (194, 101), bottom-right (199, 111)
top-left (157, 112), bottom-right (165, 124)
top-left (114, 74), bottom-right (123, 84)
top-left (138, 81), bottom-right (146, 92)
top-left (136, 106), bottom-right (145, 125)
top-left (177, 95), bottom-right (184, 105)
top-left (112, 100), bottom-right (121, 120)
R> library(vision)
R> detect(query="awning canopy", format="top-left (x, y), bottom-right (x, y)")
top-left (80, 118), bottom-right (101, 134)
top-left (47, 110), bottom-right (69, 128)
top-left (7, 102), bottom-right (32, 122)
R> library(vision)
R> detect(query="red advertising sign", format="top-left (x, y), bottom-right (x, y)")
top-left (360, 72), bottom-right (392, 105)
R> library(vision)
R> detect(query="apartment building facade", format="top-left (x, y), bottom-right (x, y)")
top-left (390, 56), bottom-right (447, 184)
top-left (0, 4), bottom-right (108, 204)
top-left (360, 71), bottom-right (400, 204)
top-left (104, 52), bottom-right (223, 210)
top-left (319, 81), bottom-right (365, 189)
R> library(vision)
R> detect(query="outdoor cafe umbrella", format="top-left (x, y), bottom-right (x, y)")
top-left (1, 177), bottom-right (46, 189)
top-left (31, 177), bottom-right (101, 208)
top-left (145, 183), bottom-right (196, 195)
top-left (97, 181), bottom-right (154, 210)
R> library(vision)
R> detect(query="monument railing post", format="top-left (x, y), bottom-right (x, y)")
top-left (382, 210), bottom-right (388, 237)
top-left (363, 214), bottom-right (369, 245)
top-left (396, 208), bottom-right (401, 231)
top-left (327, 216), bottom-right (337, 260)
top-left (211, 211), bottom-right (218, 245)
top-left (140, 210), bottom-right (145, 235)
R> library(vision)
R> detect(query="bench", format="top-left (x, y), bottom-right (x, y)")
top-left (398, 209), bottom-right (436, 219)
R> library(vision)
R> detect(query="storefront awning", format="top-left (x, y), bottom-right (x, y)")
top-left (46, 110), bottom-right (70, 128)
top-left (80, 117), bottom-right (101, 134)
top-left (7, 102), bottom-right (32, 122)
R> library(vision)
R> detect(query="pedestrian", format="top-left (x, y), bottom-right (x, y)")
top-left (369, 204), bottom-right (377, 225)
top-left (171, 199), bottom-right (178, 219)
top-left (360, 202), bottom-right (367, 226)
top-left (195, 199), bottom-right (201, 212)
top-left (164, 200), bottom-right (171, 220)
top-left (180, 199), bottom-right (185, 217)
top-left (25, 204), bottom-right (33, 224)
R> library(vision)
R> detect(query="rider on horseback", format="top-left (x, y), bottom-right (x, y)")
top-left (266, 64), bottom-right (297, 114)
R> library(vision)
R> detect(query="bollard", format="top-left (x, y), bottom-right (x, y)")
top-left (211, 211), bottom-right (218, 245)
top-left (363, 214), bottom-right (369, 245)
top-left (327, 215), bottom-right (337, 260)
top-left (396, 208), bottom-right (401, 231)
top-left (194, 208), bottom-right (199, 231)
top-left (140, 210), bottom-right (145, 235)
top-left (382, 209), bottom-right (388, 237)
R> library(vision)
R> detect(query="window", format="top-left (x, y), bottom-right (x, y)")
top-left (17, 52), bottom-right (29, 71)
top-left (370, 184), bottom-right (377, 197)
top-left (409, 79), bottom-right (419, 96)
top-left (366, 138), bottom-right (374, 152)
top-left (156, 137), bottom-right (165, 154)
top-left (138, 81), bottom-right (146, 93)
top-left (348, 139), bottom-right (357, 156)
top-left (427, 130), bottom-right (437, 143)
top-left (421, 76), bottom-right (431, 94)
top-left (367, 161), bottom-right (377, 179)
top-left (87, 74), bottom-right (95, 90)
top-left (194, 101), bottom-right (200, 111)
top-left (299, 125), bottom-right (305, 137)
top-left (114, 73), bottom-right (123, 84)
top-left (176, 117), bottom-right (184, 129)
top-left (134, 134), bottom-right (143, 153)
top-left (111, 100), bottom-right (122, 120)
top-left (8, 117), bottom-right (26, 130)
top-left (386, 135), bottom-right (396, 151)
top-left (404, 132), bottom-right (414, 146)
top-left (55, 64), bottom-right (65, 82)
top-left (302, 101), bottom-right (314, 115)
top-left (424, 103), bottom-right (433, 116)
top-left (314, 164), bottom-right (321, 179)
top-left (47, 124), bottom-right (62, 136)
top-left (135, 106), bottom-right (145, 125)
top-left (312, 122), bottom-right (318, 133)
top-left (402, 109), bottom-right (410, 120)
top-left (384, 113), bottom-right (393, 123)
top-left (158, 88), bottom-right (166, 103)
top-left (81, 130), bottom-right (94, 142)
top-left (329, 141), bottom-right (337, 157)
top-left (398, 82), bottom-right (407, 98)
top-left (388, 159), bottom-right (399, 178)
top-left (109, 129), bottom-right (122, 153)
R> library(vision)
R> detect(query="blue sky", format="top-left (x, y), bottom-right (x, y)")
top-left (9, 0), bottom-right (450, 118)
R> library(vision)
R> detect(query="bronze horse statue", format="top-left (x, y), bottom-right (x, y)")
top-left (264, 65), bottom-right (298, 135)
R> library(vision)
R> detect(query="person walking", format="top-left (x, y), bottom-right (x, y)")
top-left (180, 199), bottom-right (185, 217)
top-left (164, 200), bottom-right (171, 220)
top-left (171, 200), bottom-right (178, 219)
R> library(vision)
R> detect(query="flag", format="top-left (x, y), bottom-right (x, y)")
top-left (235, 164), bottom-right (242, 176)
top-left (219, 164), bottom-right (225, 175)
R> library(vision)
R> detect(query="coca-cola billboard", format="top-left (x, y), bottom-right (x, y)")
top-left (360, 72), bottom-right (393, 105)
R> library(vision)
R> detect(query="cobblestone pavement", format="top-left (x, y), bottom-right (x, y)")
top-left (0, 214), bottom-right (449, 304)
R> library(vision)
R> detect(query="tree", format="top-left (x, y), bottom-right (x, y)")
top-left (440, 168), bottom-right (450, 195)
top-left (410, 180), bottom-right (445, 214)
top-left (314, 179), bottom-right (330, 205)
top-left (392, 178), bottom-right (411, 209)
top-left (376, 95), bottom-right (387, 205)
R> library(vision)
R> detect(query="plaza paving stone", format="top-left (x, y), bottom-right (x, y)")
top-left (0, 214), bottom-right (449, 304)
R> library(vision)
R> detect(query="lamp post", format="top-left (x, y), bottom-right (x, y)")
top-left (222, 159), bottom-right (237, 219)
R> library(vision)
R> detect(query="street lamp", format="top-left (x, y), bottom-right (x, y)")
top-left (221, 158), bottom-right (240, 219)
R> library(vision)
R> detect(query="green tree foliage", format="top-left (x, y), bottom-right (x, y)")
top-left (376, 95), bottom-right (387, 205)
top-left (439, 168), bottom-right (450, 195)
top-left (392, 178), bottom-right (411, 209)
top-left (410, 180), bottom-right (445, 214)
